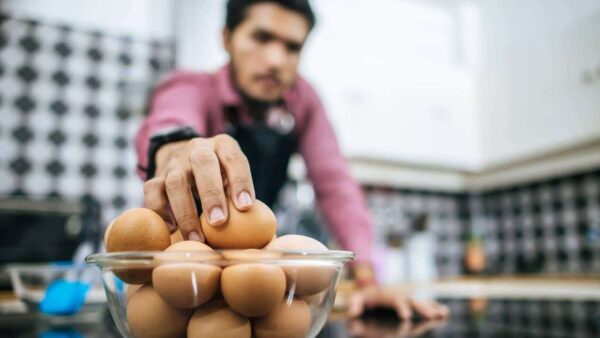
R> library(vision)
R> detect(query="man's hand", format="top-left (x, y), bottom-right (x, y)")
top-left (143, 134), bottom-right (255, 241)
top-left (348, 286), bottom-right (450, 321)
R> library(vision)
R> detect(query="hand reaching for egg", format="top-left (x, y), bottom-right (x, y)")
top-left (143, 134), bottom-right (255, 242)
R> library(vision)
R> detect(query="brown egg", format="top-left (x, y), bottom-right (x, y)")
top-left (170, 229), bottom-right (184, 244)
top-left (106, 208), bottom-right (170, 252)
top-left (300, 291), bottom-right (326, 307)
top-left (187, 300), bottom-right (251, 338)
top-left (106, 208), bottom-right (171, 284)
top-left (221, 263), bottom-right (286, 317)
top-left (222, 249), bottom-right (282, 262)
top-left (253, 298), bottom-right (311, 338)
top-left (126, 284), bottom-right (191, 338)
top-left (201, 199), bottom-right (276, 249)
top-left (152, 241), bottom-right (221, 308)
top-left (264, 235), bottom-right (335, 296)
top-left (125, 283), bottom-right (143, 304)
top-left (155, 240), bottom-right (218, 264)
top-left (103, 220), bottom-right (115, 248)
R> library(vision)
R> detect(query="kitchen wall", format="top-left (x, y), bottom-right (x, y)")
top-left (365, 168), bottom-right (600, 277)
top-left (474, 169), bottom-right (600, 274)
top-left (0, 7), bottom-right (174, 227)
top-left (2, 0), bottom-right (173, 40)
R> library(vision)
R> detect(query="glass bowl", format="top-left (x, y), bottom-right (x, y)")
top-left (86, 249), bottom-right (354, 338)
top-left (7, 263), bottom-right (107, 324)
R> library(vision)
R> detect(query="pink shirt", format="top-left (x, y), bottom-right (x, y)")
top-left (135, 65), bottom-right (373, 264)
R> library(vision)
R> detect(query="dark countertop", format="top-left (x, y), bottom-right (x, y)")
top-left (1, 298), bottom-right (599, 337)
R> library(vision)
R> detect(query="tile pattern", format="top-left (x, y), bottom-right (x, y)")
top-left (0, 15), bottom-right (174, 227)
top-left (476, 170), bottom-right (600, 274)
top-left (364, 169), bottom-right (600, 276)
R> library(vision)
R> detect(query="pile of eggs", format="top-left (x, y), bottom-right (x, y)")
top-left (104, 200), bottom-right (335, 338)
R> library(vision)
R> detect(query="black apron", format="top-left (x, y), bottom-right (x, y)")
top-left (223, 106), bottom-right (298, 208)
top-left (201, 75), bottom-right (329, 242)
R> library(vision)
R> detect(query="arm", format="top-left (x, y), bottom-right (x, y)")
top-left (134, 72), bottom-right (256, 241)
top-left (135, 72), bottom-right (209, 179)
top-left (296, 84), bottom-right (373, 265)
top-left (298, 83), bottom-right (449, 321)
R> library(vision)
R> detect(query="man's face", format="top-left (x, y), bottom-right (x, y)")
top-left (223, 3), bottom-right (310, 102)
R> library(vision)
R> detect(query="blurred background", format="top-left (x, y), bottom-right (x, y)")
top-left (0, 0), bottom-right (599, 336)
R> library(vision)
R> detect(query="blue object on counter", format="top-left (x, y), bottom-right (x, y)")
top-left (40, 328), bottom-right (84, 338)
top-left (39, 280), bottom-right (90, 315)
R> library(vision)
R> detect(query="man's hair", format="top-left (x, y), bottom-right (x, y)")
top-left (226, 0), bottom-right (316, 31)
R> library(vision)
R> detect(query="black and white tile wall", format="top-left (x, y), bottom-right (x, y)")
top-left (475, 170), bottom-right (600, 274)
top-left (0, 15), bottom-right (174, 227)
top-left (365, 187), bottom-right (468, 276)
top-left (364, 169), bottom-right (600, 276)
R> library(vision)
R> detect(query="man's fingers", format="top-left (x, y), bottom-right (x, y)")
top-left (214, 134), bottom-right (255, 211)
top-left (348, 292), bottom-right (365, 318)
top-left (433, 303), bottom-right (450, 318)
top-left (164, 169), bottom-right (203, 241)
top-left (143, 177), bottom-right (176, 232)
top-left (189, 140), bottom-right (228, 226)
top-left (394, 296), bottom-right (413, 320)
top-left (410, 299), bottom-right (438, 320)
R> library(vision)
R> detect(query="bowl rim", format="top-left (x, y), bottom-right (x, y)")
top-left (85, 249), bottom-right (355, 268)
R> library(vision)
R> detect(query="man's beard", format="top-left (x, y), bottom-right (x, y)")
top-left (230, 64), bottom-right (284, 106)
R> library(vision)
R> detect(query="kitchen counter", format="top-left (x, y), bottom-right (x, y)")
top-left (1, 295), bottom-right (599, 337)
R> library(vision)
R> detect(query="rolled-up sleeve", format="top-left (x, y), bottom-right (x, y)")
top-left (135, 72), bottom-right (209, 179)
top-left (297, 83), bottom-right (373, 264)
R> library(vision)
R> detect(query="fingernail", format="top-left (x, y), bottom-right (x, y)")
top-left (237, 191), bottom-right (252, 208)
top-left (189, 231), bottom-right (202, 241)
top-left (209, 207), bottom-right (225, 224)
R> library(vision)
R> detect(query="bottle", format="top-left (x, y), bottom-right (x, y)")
top-left (406, 214), bottom-right (438, 285)
top-left (465, 231), bottom-right (486, 274)
top-left (378, 226), bottom-right (407, 285)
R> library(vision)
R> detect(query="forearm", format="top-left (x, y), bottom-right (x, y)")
top-left (134, 72), bottom-right (209, 179)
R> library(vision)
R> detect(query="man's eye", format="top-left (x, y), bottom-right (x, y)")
top-left (287, 43), bottom-right (301, 53)
top-left (254, 32), bottom-right (271, 43)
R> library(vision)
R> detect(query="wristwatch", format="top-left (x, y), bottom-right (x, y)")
top-left (141, 126), bottom-right (200, 180)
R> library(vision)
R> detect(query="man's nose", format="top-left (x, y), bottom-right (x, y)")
top-left (264, 43), bottom-right (286, 69)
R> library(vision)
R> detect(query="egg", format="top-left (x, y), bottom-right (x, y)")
top-left (106, 208), bottom-right (171, 252)
top-left (170, 229), bottom-right (184, 244)
top-left (187, 300), bottom-right (251, 338)
top-left (152, 241), bottom-right (221, 308)
top-left (264, 235), bottom-right (335, 296)
top-left (200, 199), bottom-right (276, 249)
top-left (300, 291), bottom-right (326, 307)
top-left (103, 220), bottom-right (115, 248)
top-left (125, 283), bottom-right (143, 304)
top-left (126, 284), bottom-right (191, 338)
top-left (221, 249), bottom-right (281, 262)
top-left (154, 240), bottom-right (219, 264)
top-left (221, 263), bottom-right (286, 317)
top-left (105, 209), bottom-right (171, 284)
top-left (253, 298), bottom-right (311, 338)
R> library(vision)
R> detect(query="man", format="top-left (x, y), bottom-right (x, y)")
top-left (136, 0), bottom-right (449, 320)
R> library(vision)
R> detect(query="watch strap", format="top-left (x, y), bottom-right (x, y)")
top-left (142, 126), bottom-right (200, 180)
